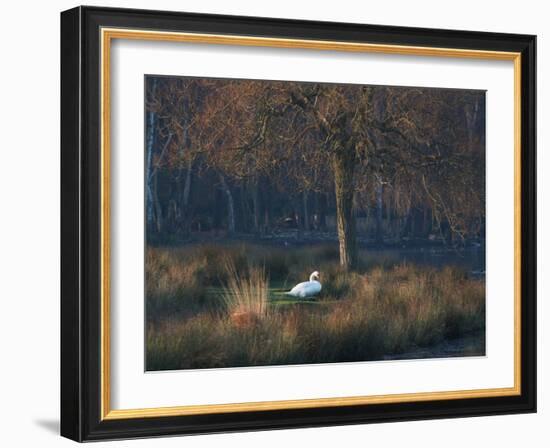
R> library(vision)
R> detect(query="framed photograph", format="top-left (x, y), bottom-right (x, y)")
top-left (60, 6), bottom-right (536, 441)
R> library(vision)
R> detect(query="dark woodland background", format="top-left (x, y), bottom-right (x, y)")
top-left (145, 76), bottom-right (485, 266)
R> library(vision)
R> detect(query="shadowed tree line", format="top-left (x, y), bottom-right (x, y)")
top-left (145, 76), bottom-right (485, 271)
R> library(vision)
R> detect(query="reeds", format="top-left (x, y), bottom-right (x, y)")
top-left (145, 245), bottom-right (485, 371)
top-left (222, 259), bottom-right (269, 326)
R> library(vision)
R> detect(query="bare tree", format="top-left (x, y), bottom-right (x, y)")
top-left (145, 76), bottom-right (485, 265)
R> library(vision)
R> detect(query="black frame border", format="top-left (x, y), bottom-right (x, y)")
top-left (61, 6), bottom-right (536, 442)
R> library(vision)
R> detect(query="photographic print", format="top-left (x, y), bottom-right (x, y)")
top-left (61, 9), bottom-right (536, 440)
top-left (144, 75), bottom-right (486, 371)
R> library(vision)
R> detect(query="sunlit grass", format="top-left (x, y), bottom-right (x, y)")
top-left (222, 259), bottom-right (269, 327)
top-left (145, 244), bottom-right (485, 370)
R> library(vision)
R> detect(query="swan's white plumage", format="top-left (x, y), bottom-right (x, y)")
top-left (286, 271), bottom-right (322, 298)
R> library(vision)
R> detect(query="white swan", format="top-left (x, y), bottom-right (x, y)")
top-left (286, 271), bottom-right (322, 298)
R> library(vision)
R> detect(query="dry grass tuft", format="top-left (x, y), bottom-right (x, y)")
top-left (222, 259), bottom-right (269, 327)
top-left (145, 244), bottom-right (485, 370)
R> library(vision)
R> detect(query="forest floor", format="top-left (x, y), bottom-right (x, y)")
top-left (145, 242), bottom-right (486, 371)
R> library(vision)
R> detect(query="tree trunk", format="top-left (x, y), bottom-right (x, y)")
top-left (422, 206), bottom-right (430, 237)
top-left (400, 208), bottom-right (412, 240)
top-left (302, 190), bottom-right (310, 231)
top-left (333, 142), bottom-right (358, 270)
top-left (375, 180), bottom-right (384, 244)
top-left (177, 162), bottom-right (193, 236)
top-left (263, 208), bottom-right (270, 235)
top-left (318, 193), bottom-right (327, 231)
top-left (213, 189), bottom-right (223, 233)
top-left (251, 179), bottom-right (260, 234)
top-left (153, 170), bottom-right (163, 233)
top-left (291, 197), bottom-right (302, 240)
top-left (219, 174), bottom-right (235, 234)
top-left (145, 79), bottom-right (158, 230)
top-left (465, 98), bottom-right (479, 148)
top-left (241, 184), bottom-right (252, 233)
top-left (183, 162), bottom-right (192, 207)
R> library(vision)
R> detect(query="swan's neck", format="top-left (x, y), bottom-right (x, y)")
top-left (309, 275), bottom-right (318, 282)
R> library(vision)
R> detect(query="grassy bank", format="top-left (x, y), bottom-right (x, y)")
top-left (146, 243), bottom-right (485, 370)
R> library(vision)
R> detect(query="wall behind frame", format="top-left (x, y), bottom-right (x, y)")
top-left (0, 1), bottom-right (545, 447)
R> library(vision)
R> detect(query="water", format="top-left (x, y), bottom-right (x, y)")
top-left (257, 230), bottom-right (485, 274)
top-left (383, 331), bottom-right (486, 361)
top-left (359, 246), bottom-right (485, 275)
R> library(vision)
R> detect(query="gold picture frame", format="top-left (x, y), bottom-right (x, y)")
top-left (61, 6), bottom-right (536, 441)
